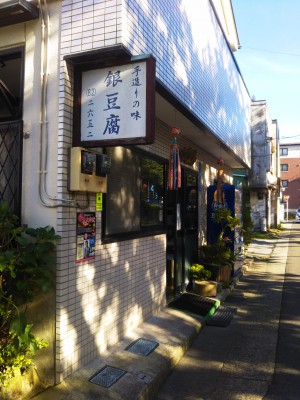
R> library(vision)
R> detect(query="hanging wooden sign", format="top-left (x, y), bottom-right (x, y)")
top-left (73, 55), bottom-right (156, 148)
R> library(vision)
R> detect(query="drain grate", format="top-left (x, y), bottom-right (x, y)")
top-left (89, 365), bottom-right (126, 388)
top-left (169, 292), bottom-right (219, 318)
top-left (126, 338), bottom-right (159, 356)
top-left (206, 306), bottom-right (237, 327)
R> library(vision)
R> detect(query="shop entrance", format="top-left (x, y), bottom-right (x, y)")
top-left (166, 169), bottom-right (198, 300)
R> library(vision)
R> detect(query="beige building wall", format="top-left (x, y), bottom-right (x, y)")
top-left (0, 1), bottom-right (61, 227)
top-left (0, 1), bottom-right (62, 392)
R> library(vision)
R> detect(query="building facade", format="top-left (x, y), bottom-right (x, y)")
top-left (280, 142), bottom-right (300, 215)
top-left (0, 0), bottom-right (251, 393)
top-left (249, 100), bottom-right (280, 230)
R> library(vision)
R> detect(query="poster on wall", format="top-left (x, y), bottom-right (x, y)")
top-left (76, 212), bottom-right (96, 263)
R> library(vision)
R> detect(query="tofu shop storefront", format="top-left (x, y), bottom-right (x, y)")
top-left (69, 51), bottom-right (200, 304)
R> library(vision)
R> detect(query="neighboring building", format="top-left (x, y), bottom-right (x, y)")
top-left (0, 0), bottom-right (251, 394)
top-left (249, 100), bottom-right (281, 230)
top-left (279, 142), bottom-right (300, 215)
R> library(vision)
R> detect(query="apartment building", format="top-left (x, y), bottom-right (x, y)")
top-left (280, 143), bottom-right (300, 214)
top-left (249, 100), bottom-right (281, 230)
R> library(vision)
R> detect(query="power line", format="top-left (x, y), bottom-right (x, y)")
top-left (241, 46), bottom-right (300, 58)
top-left (280, 135), bottom-right (300, 139)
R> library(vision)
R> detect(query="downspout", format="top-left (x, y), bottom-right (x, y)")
top-left (37, 0), bottom-right (88, 208)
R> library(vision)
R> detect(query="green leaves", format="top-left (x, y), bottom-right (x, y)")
top-left (189, 264), bottom-right (212, 281)
top-left (1, 312), bottom-right (48, 384)
top-left (212, 207), bottom-right (241, 245)
top-left (0, 216), bottom-right (59, 304)
top-left (0, 201), bottom-right (58, 385)
top-left (10, 313), bottom-right (27, 339)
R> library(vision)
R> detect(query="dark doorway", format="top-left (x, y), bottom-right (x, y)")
top-left (166, 169), bottom-right (198, 300)
top-left (182, 170), bottom-right (198, 280)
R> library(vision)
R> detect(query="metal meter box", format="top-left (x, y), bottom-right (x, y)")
top-left (69, 147), bottom-right (107, 193)
top-left (96, 153), bottom-right (112, 176)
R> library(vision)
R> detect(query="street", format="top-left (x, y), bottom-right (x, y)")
top-left (155, 222), bottom-right (300, 400)
top-left (264, 222), bottom-right (300, 399)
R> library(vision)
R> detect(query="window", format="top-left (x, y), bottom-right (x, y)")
top-left (0, 51), bottom-right (23, 122)
top-left (280, 148), bottom-right (288, 156)
top-left (104, 147), bottom-right (165, 239)
top-left (0, 49), bottom-right (24, 217)
top-left (140, 157), bottom-right (164, 228)
top-left (280, 164), bottom-right (288, 172)
top-left (282, 180), bottom-right (289, 188)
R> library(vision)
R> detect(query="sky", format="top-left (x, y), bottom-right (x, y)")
top-left (232, 0), bottom-right (300, 143)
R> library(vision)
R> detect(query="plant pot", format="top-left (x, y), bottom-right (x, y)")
top-left (192, 280), bottom-right (217, 297)
top-left (201, 263), bottom-right (232, 283)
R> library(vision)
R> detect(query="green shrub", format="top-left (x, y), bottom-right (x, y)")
top-left (199, 242), bottom-right (236, 266)
top-left (188, 264), bottom-right (212, 281)
top-left (0, 202), bottom-right (59, 386)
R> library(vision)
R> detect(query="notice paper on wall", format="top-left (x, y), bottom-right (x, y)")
top-left (76, 212), bottom-right (96, 263)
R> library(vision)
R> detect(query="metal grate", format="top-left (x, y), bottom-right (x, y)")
top-left (169, 292), bottom-right (218, 317)
top-left (0, 121), bottom-right (23, 217)
top-left (206, 306), bottom-right (237, 327)
top-left (126, 338), bottom-right (159, 356)
top-left (89, 365), bottom-right (126, 388)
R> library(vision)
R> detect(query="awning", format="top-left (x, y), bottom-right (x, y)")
top-left (0, 0), bottom-right (39, 28)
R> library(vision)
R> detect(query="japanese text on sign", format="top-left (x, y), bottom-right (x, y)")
top-left (81, 62), bottom-right (147, 142)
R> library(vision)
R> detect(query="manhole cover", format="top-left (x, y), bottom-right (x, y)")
top-left (126, 338), bottom-right (159, 356)
top-left (206, 306), bottom-right (237, 327)
top-left (89, 365), bottom-right (126, 388)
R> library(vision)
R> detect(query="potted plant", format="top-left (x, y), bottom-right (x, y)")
top-left (199, 243), bottom-right (234, 282)
top-left (199, 208), bottom-right (241, 283)
top-left (188, 263), bottom-right (217, 297)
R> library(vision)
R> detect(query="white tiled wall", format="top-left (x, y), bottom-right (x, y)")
top-left (122, 0), bottom-right (251, 166)
top-left (56, 0), bottom-right (237, 382)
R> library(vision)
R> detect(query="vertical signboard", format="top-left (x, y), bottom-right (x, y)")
top-left (207, 184), bottom-right (235, 251)
top-left (96, 192), bottom-right (103, 211)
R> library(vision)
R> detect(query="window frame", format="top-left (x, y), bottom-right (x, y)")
top-left (280, 164), bottom-right (288, 172)
top-left (102, 146), bottom-right (167, 243)
top-left (280, 148), bottom-right (288, 156)
top-left (0, 48), bottom-right (24, 123)
top-left (282, 180), bottom-right (289, 188)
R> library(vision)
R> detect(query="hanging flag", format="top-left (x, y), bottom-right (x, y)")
top-left (216, 159), bottom-right (224, 204)
top-left (168, 127), bottom-right (181, 190)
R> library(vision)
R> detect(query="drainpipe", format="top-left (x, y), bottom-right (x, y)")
top-left (37, 0), bottom-right (88, 209)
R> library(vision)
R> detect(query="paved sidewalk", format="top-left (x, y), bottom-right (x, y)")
top-left (155, 229), bottom-right (290, 400)
top-left (32, 308), bottom-right (205, 400)
top-left (32, 229), bottom-right (289, 400)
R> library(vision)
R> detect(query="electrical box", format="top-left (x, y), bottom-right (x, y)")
top-left (96, 153), bottom-right (112, 176)
top-left (69, 147), bottom-right (109, 193)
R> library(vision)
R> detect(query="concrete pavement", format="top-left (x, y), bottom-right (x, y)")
top-left (32, 226), bottom-right (290, 400)
top-left (155, 225), bottom-right (290, 400)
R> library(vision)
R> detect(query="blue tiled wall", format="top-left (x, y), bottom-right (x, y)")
top-left (123, 0), bottom-right (251, 165)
